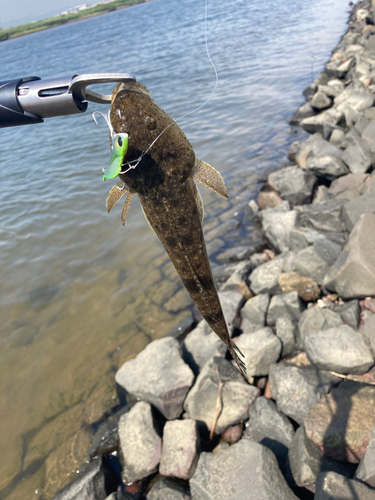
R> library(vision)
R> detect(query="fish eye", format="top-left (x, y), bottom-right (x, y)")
top-left (117, 136), bottom-right (123, 147)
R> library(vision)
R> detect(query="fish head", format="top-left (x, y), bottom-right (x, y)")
top-left (102, 133), bottom-right (129, 181)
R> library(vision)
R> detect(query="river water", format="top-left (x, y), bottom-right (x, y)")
top-left (0, 0), bottom-right (349, 497)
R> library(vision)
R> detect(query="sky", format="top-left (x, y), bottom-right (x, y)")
top-left (0, 0), bottom-right (88, 28)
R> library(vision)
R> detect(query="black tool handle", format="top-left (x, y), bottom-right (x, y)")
top-left (0, 77), bottom-right (44, 128)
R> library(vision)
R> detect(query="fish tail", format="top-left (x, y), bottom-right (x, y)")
top-left (228, 341), bottom-right (247, 378)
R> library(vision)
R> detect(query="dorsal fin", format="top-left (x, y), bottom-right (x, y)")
top-left (191, 159), bottom-right (228, 198)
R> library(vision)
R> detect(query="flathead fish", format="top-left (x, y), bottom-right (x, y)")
top-left (104, 82), bottom-right (246, 376)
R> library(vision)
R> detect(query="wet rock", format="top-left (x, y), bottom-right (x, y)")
top-left (258, 188), bottom-right (283, 210)
top-left (235, 327), bottom-right (282, 378)
top-left (305, 381), bottom-right (375, 463)
top-left (324, 214), bottom-right (375, 299)
top-left (206, 238), bottom-right (225, 256)
top-left (289, 102), bottom-right (314, 125)
top-left (218, 244), bottom-right (261, 263)
top-left (268, 166), bottom-right (317, 206)
top-left (159, 419), bottom-right (200, 480)
top-left (183, 358), bottom-right (259, 434)
top-left (147, 478), bottom-right (191, 500)
top-left (278, 272), bottom-right (320, 302)
top-left (190, 439), bottom-right (298, 500)
top-left (269, 363), bottom-right (339, 425)
top-left (266, 291), bottom-right (304, 327)
top-left (288, 425), bottom-right (322, 490)
top-left (300, 108), bottom-right (344, 135)
top-left (315, 471), bottom-right (375, 500)
top-left (115, 338), bottom-right (194, 420)
top-left (205, 219), bottom-right (240, 241)
top-left (244, 397), bottom-right (295, 467)
top-left (240, 293), bottom-right (269, 333)
top-left (355, 424), bottom-right (375, 487)
top-left (262, 209), bottom-right (298, 253)
top-left (221, 423), bottom-right (243, 444)
top-left (297, 200), bottom-right (345, 232)
top-left (330, 300), bottom-right (360, 329)
top-left (119, 402), bottom-right (162, 482)
top-left (305, 324), bottom-right (374, 374)
top-left (342, 192), bottom-right (375, 231)
top-left (312, 92), bottom-right (332, 110)
top-left (276, 317), bottom-right (297, 357)
top-left (53, 457), bottom-right (119, 500)
top-left (297, 307), bottom-right (343, 349)
top-left (183, 321), bottom-right (226, 374)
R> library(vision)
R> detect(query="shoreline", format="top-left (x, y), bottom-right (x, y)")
top-left (0, 0), bottom-right (150, 42)
top-left (22, 0), bottom-right (375, 497)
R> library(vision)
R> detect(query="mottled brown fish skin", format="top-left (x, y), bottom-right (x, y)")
top-left (109, 84), bottom-right (245, 373)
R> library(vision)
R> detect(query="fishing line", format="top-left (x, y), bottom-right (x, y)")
top-left (118, 0), bottom-right (219, 174)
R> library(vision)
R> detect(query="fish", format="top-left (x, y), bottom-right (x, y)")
top-left (104, 82), bottom-right (246, 377)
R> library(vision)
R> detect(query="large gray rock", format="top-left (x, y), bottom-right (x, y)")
top-left (115, 338), bottom-right (194, 420)
top-left (266, 291), bottom-right (304, 327)
top-left (219, 261), bottom-right (252, 294)
top-left (297, 200), bottom-right (346, 232)
top-left (330, 300), bottom-right (360, 329)
top-left (218, 291), bottom-right (245, 326)
top-left (300, 108), bottom-right (344, 135)
top-left (269, 363), bottom-right (339, 425)
top-left (315, 471), bottom-right (375, 500)
top-left (159, 419), bottom-right (200, 479)
top-left (305, 324), bottom-right (374, 374)
top-left (306, 155), bottom-right (349, 180)
top-left (292, 246), bottom-right (332, 285)
top-left (288, 425), bottom-right (322, 490)
top-left (355, 424), bottom-right (375, 487)
top-left (268, 166), bottom-right (317, 205)
top-left (305, 381), bottom-right (375, 463)
top-left (147, 478), bottom-right (191, 500)
top-left (183, 358), bottom-right (259, 434)
top-left (362, 120), bottom-right (375, 154)
top-left (249, 253), bottom-right (291, 295)
top-left (312, 91), bottom-right (332, 110)
top-left (184, 320), bottom-right (226, 374)
top-left (361, 313), bottom-right (375, 356)
top-left (119, 402), bottom-right (162, 483)
top-left (240, 293), bottom-right (269, 333)
top-left (324, 214), bottom-right (375, 298)
top-left (244, 397), bottom-right (295, 467)
top-left (342, 192), bottom-right (375, 231)
top-left (342, 140), bottom-right (372, 174)
top-left (262, 209), bottom-right (299, 253)
top-left (297, 307), bottom-right (343, 349)
top-left (325, 173), bottom-right (369, 202)
top-left (190, 440), bottom-right (298, 500)
top-left (276, 317), bottom-right (297, 357)
top-left (235, 328), bottom-right (282, 378)
top-left (295, 133), bottom-right (324, 169)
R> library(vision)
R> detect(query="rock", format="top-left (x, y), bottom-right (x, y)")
top-left (183, 358), bottom-right (259, 434)
top-left (292, 246), bottom-right (332, 285)
top-left (269, 363), bottom-right (339, 425)
top-left (324, 214), bottom-right (375, 298)
top-left (362, 121), bottom-right (375, 154)
top-left (159, 419), bottom-right (200, 480)
top-left (361, 313), bottom-right (375, 356)
top-left (355, 424), bottom-right (375, 487)
top-left (300, 108), bottom-right (344, 135)
top-left (306, 154), bottom-right (349, 180)
top-left (278, 272), bottom-right (320, 302)
top-left (119, 402), bottom-right (162, 482)
top-left (312, 92), bottom-right (332, 110)
top-left (288, 228), bottom-right (347, 253)
top-left (266, 291), bottom-right (304, 326)
top-left (342, 141), bottom-right (372, 175)
top-left (295, 133), bottom-right (324, 169)
top-left (235, 328), bottom-right (282, 378)
top-left (206, 238), bottom-right (225, 256)
top-left (305, 324), bottom-right (374, 374)
top-left (326, 57), bottom-right (355, 78)
top-left (318, 84), bottom-right (343, 98)
top-left (289, 102), bottom-right (314, 125)
top-left (315, 471), bottom-right (375, 500)
top-left (249, 253), bottom-right (288, 295)
top-left (221, 423), bottom-right (243, 444)
top-left (258, 188), bottom-right (284, 210)
top-left (52, 457), bottom-right (119, 500)
top-left (342, 192), bottom-right (375, 231)
top-left (218, 291), bottom-right (245, 326)
top-left (240, 293), bottom-right (269, 333)
top-left (330, 128), bottom-right (349, 149)
top-left (268, 166), bottom-right (317, 206)
top-left (276, 317), bottom-right (297, 357)
top-left (262, 209), bottom-right (298, 253)
top-left (297, 307), bottom-right (343, 349)
top-left (305, 381), bottom-right (375, 463)
top-left (147, 478), bottom-right (191, 500)
top-left (310, 139), bottom-right (344, 159)
top-left (288, 425), bottom-right (322, 490)
top-left (183, 321), bottom-right (226, 374)
top-left (190, 439), bottom-right (298, 500)
top-left (244, 397), bottom-right (295, 468)
top-left (219, 261), bottom-right (253, 294)
top-left (115, 338), bottom-right (194, 420)
top-left (205, 219), bottom-right (240, 241)
top-left (218, 244), bottom-right (262, 263)
top-left (297, 200), bottom-right (345, 232)
top-left (325, 172), bottom-right (369, 202)
top-left (331, 300), bottom-right (360, 329)
top-left (335, 86), bottom-right (374, 113)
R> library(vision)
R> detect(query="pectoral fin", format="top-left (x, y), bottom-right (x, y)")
top-left (121, 192), bottom-right (135, 226)
top-left (106, 181), bottom-right (129, 213)
top-left (191, 159), bottom-right (228, 198)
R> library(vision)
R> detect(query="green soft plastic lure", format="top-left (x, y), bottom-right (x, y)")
top-left (103, 133), bottom-right (129, 181)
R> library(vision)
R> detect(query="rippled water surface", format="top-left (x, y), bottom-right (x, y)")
top-left (0, 0), bottom-right (349, 497)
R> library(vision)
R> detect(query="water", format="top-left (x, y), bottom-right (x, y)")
top-left (0, 0), bottom-right (349, 497)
